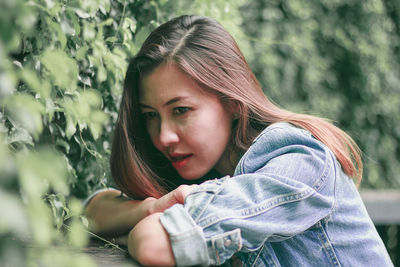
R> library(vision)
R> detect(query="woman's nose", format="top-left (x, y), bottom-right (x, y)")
top-left (158, 120), bottom-right (179, 147)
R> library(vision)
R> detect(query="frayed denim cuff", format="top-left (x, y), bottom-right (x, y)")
top-left (160, 204), bottom-right (209, 266)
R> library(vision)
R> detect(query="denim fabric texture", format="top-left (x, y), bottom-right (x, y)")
top-left (160, 122), bottom-right (393, 266)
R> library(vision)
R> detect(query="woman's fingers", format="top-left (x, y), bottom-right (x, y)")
top-left (150, 185), bottom-right (198, 214)
top-left (173, 184), bottom-right (198, 203)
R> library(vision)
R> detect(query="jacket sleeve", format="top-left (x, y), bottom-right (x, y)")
top-left (160, 124), bottom-right (338, 266)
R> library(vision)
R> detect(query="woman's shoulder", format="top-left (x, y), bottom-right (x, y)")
top-left (247, 122), bottom-right (319, 156)
top-left (253, 122), bottom-right (312, 144)
top-left (235, 122), bottom-right (336, 182)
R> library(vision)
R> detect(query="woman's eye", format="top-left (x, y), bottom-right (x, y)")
top-left (142, 111), bottom-right (158, 120)
top-left (173, 107), bottom-right (191, 115)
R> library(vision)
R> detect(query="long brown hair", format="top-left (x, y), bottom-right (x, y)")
top-left (111, 15), bottom-right (362, 199)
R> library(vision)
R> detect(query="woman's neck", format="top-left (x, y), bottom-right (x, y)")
top-left (214, 146), bottom-right (242, 176)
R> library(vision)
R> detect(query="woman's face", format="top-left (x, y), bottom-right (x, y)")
top-left (139, 64), bottom-right (235, 180)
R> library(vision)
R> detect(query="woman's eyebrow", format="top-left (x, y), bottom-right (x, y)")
top-left (164, 96), bottom-right (189, 107)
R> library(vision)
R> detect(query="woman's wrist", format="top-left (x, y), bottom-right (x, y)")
top-left (142, 196), bottom-right (158, 216)
top-left (128, 212), bottom-right (175, 266)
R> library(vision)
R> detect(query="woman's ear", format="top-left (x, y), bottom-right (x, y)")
top-left (226, 100), bottom-right (240, 119)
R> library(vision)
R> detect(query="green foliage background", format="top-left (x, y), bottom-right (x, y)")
top-left (240, 0), bottom-right (400, 189)
top-left (0, 0), bottom-right (399, 265)
top-left (0, 0), bottom-right (244, 265)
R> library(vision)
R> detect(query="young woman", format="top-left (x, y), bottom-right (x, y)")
top-left (85, 15), bottom-right (393, 266)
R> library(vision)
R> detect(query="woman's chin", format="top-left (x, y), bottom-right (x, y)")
top-left (178, 172), bottom-right (210, 184)
top-left (179, 174), bottom-right (203, 181)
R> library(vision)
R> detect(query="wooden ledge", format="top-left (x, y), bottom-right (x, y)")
top-left (83, 239), bottom-right (141, 267)
top-left (360, 190), bottom-right (400, 225)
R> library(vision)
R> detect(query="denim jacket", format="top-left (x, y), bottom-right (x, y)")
top-left (160, 122), bottom-right (393, 266)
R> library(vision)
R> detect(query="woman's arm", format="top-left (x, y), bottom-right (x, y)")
top-left (128, 212), bottom-right (175, 266)
top-left (126, 185), bottom-right (197, 266)
top-left (85, 189), bottom-right (155, 237)
top-left (85, 185), bottom-right (197, 237)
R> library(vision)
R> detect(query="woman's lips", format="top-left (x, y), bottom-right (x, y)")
top-left (170, 154), bottom-right (193, 169)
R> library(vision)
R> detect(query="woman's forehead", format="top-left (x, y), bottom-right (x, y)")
top-left (139, 64), bottom-right (214, 105)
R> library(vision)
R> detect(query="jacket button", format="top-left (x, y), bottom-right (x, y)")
top-left (224, 239), bottom-right (232, 247)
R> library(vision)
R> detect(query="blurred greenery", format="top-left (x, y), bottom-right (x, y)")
top-left (0, 0), bottom-right (398, 265)
top-left (0, 0), bottom-right (245, 265)
top-left (240, 0), bottom-right (400, 189)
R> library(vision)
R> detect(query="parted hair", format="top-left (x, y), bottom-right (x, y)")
top-left (110, 15), bottom-right (362, 199)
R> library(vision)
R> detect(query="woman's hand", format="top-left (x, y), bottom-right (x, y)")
top-left (128, 212), bottom-right (175, 266)
top-left (128, 185), bottom-right (197, 266)
top-left (147, 184), bottom-right (197, 214)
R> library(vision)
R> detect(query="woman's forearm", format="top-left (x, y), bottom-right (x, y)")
top-left (128, 212), bottom-right (175, 266)
top-left (85, 189), bottom-right (156, 237)
top-left (84, 185), bottom-right (196, 237)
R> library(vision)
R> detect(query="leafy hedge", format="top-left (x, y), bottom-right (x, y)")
top-left (0, 0), bottom-right (244, 265)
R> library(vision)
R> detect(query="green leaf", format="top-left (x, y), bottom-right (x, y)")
top-left (79, 0), bottom-right (101, 18)
top-left (60, 12), bottom-right (76, 36)
top-left (0, 131), bottom-right (17, 182)
top-left (80, 215), bottom-right (89, 228)
top-left (17, 148), bottom-right (70, 199)
top-left (123, 17), bottom-right (137, 33)
top-left (99, 0), bottom-right (111, 15)
top-left (105, 36), bottom-right (118, 43)
top-left (65, 115), bottom-right (77, 139)
top-left (74, 9), bottom-right (91, 19)
top-left (56, 138), bottom-right (70, 154)
top-left (8, 126), bottom-right (34, 146)
top-left (28, 200), bottom-right (53, 246)
top-left (47, 193), bottom-right (67, 230)
top-left (98, 18), bottom-right (113, 27)
top-left (67, 199), bottom-right (88, 248)
top-left (66, 9), bottom-right (81, 36)
top-left (0, 66), bottom-right (17, 97)
top-left (97, 65), bottom-right (107, 83)
top-left (19, 68), bottom-right (51, 98)
top-left (132, 25), bottom-right (152, 54)
top-left (3, 94), bottom-right (45, 139)
top-left (45, 16), bottom-right (67, 48)
top-left (81, 89), bottom-right (102, 108)
top-left (41, 50), bottom-right (78, 92)
top-left (83, 22), bottom-right (96, 40)
top-left (76, 45), bottom-right (89, 61)
top-left (45, 97), bottom-right (56, 122)
top-left (0, 188), bottom-right (29, 238)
